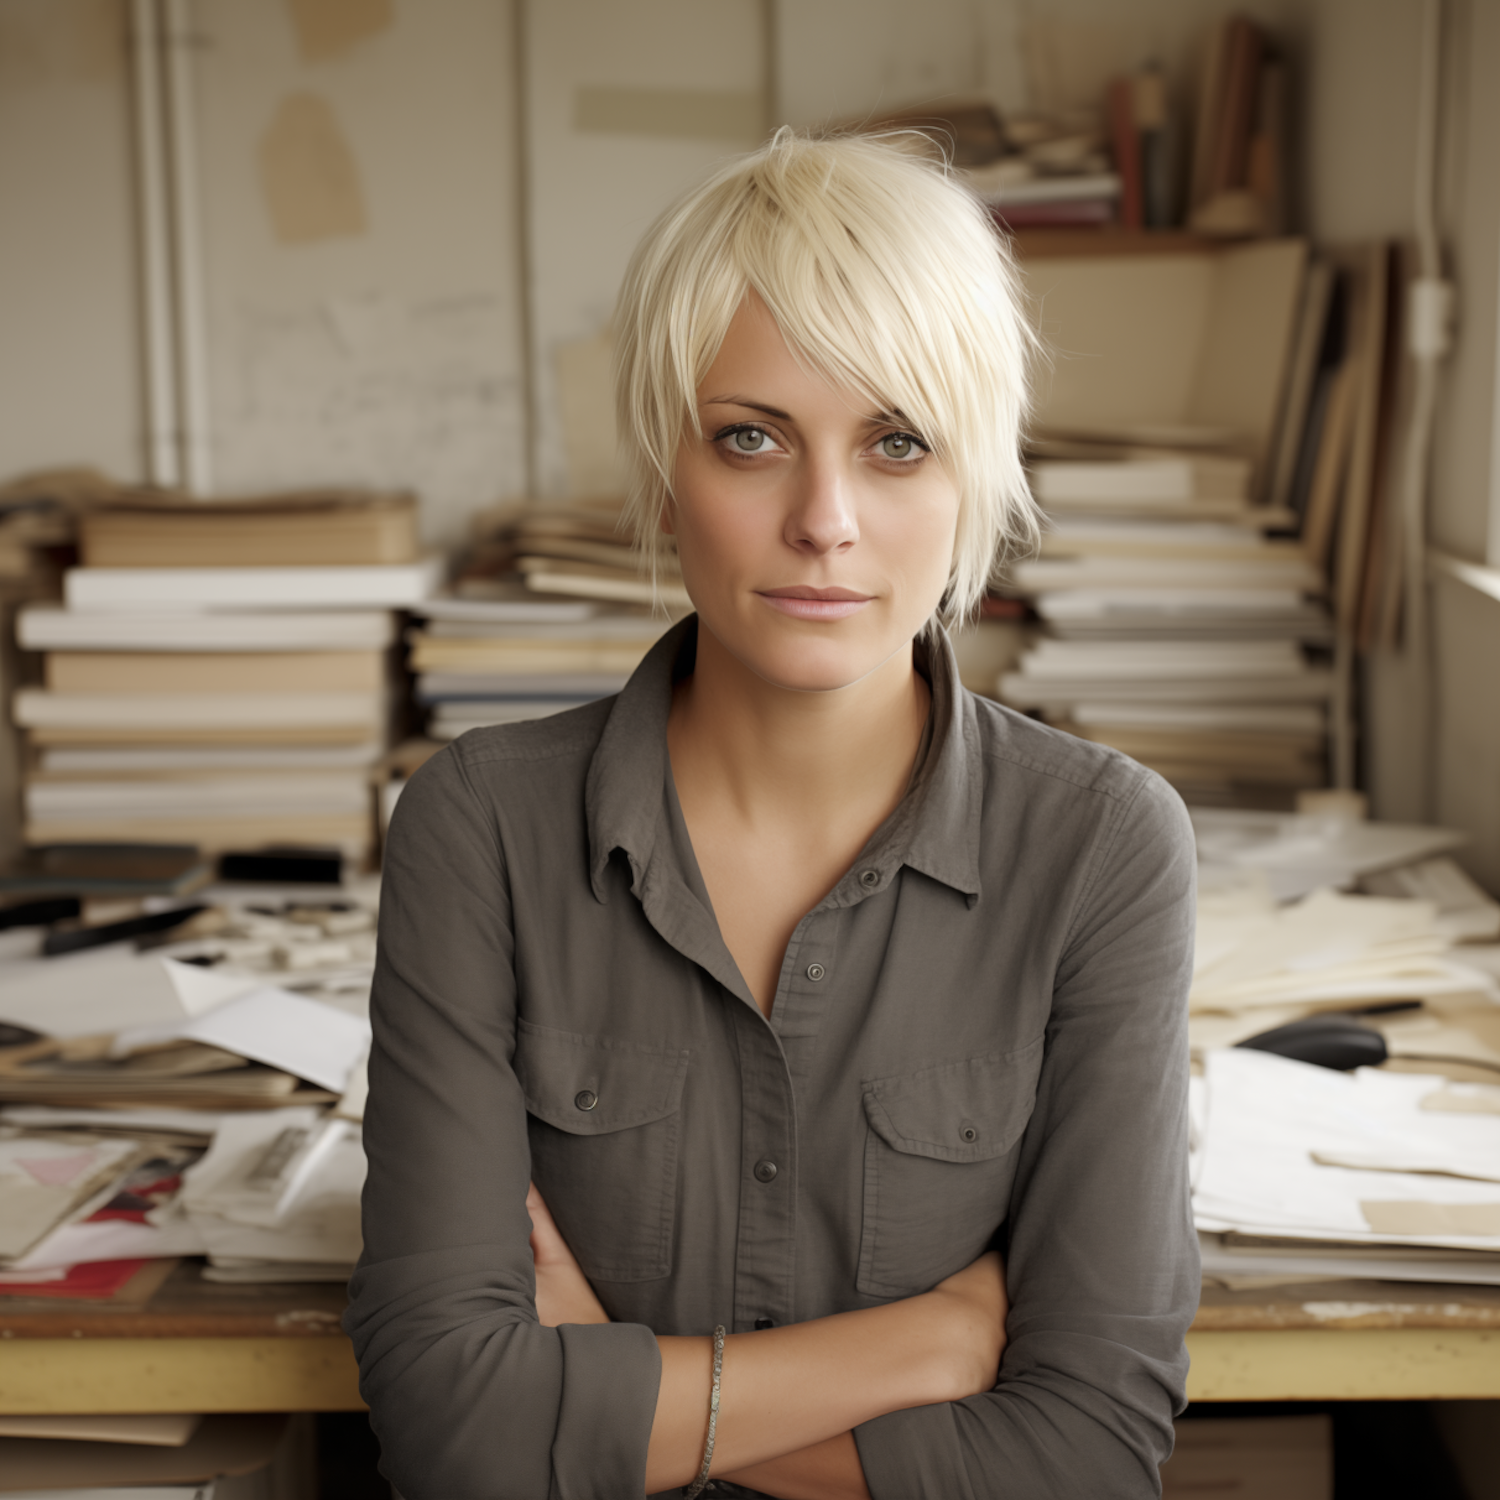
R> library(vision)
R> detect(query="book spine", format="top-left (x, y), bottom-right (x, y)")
top-left (1109, 78), bottom-right (1144, 231)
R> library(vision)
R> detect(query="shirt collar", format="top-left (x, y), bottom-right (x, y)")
top-left (586, 615), bottom-right (983, 905)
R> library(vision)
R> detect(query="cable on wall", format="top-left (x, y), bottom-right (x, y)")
top-left (126, 0), bottom-right (212, 495)
top-left (1400, 0), bottom-right (1454, 819)
top-left (127, 0), bottom-right (179, 488)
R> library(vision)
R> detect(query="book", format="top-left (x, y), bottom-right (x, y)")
top-left (1133, 67), bottom-right (1176, 229)
top-left (45, 651), bottom-right (386, 695)
top-left (415, 598), bottom-right (598, 624)
top-left (38, 743), bottom-right (383, 773)
top-left (18, 606), bottom-right (396, 653)
top-left (22, 812), bottom-right (372, 859)
top-left (1013, 556), bottom-right (1322, 592)
top-left (430, 701), bottom-right (595, 739)
top-left (418, 673), bottom-right (629, 700)
top-left (64, 556), bottom-right (443, 612)
top-left (1071, 702), bottom-right (1325, 734)
top-left (1108, 79), bottom-right (1143, 230)
top-left (1265, 260), bottom-right (1336, 513)
top-left (13, 690), bottom-right (385, 733)
top-left (1031, 457), bottom-right (1251, 504)
top-left (1189, 18), bottom-right (1235, 211)
top-left (407, 634), bottom-right (652, 676)
top-left (1299, 360), bottom-right (1357, 569)
top-left (1020, 639), bottom-right (1308, 678)
top-left (78, 490), bottom-right (418, 568)
top-left (998, 671), bottom-right (1335, 708)
top-left (1333, 242), bottom-right (1392, 630)
top-left (26, 772), bottom-right (373, 820)
top-left (519, 561), bottom-right (693, 609)
top-left (1040, 519), bottom-right (1302, 563)
top-left (0, 844), bottom-right (211, 898)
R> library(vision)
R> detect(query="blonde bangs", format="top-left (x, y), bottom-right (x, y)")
top-left (613, 129), bottom-right (1040, 624)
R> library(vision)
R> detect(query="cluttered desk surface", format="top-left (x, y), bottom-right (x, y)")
top-left (2, 815), bottom-right (1500, 1412)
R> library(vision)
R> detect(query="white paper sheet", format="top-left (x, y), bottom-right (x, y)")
top-left (1194, 1048), bottom-right (1500, 1252)
top-left (111, 987), bottom-right (370, 1092)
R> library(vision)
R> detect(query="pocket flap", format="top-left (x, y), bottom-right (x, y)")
top-left (862, 1038), bottom-right (1045, 1163)
top-left (514, 1019), bottom-right (689, 1136)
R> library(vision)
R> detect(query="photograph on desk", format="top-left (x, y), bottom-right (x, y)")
top-left (3, 2), bottom-right (1500, 1500)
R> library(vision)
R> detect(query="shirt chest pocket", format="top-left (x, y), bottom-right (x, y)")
top-left (857, 1038), bottom-right (1045, 1299)
top-left (514, 1019), bottom-right (689, 1284)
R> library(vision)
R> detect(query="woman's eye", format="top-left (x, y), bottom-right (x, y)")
top-left (733, 428), bottom-right (768, 452)
top-left (878, 433), bottom-right (924, 461)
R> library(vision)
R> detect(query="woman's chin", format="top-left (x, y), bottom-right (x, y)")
top-left (723, 636), bottom-right (911, 696)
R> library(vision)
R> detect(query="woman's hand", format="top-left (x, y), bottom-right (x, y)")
top-left (527, 1183), bottom-right (610, 1327)
top-left (922, 1250), bottom-right (1009, 1402)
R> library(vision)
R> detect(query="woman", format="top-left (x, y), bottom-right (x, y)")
top-left (347, 131), bottom-right (1198, 1500)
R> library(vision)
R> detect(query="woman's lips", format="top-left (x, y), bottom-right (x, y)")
top-left (757, 587), bottom-right (872, 621)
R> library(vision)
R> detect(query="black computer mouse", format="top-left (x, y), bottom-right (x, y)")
top-left (1235, 1014), bottom-right (1389, 1071)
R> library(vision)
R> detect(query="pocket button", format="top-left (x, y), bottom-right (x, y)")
top-left (806, 963), bottom-right (825, 981)
top-left (960, 1123), bottom-right (979, 1143)
top-left (574, 1089), bottom-right (598, 1111)
top-left (753, 1159), bottom-right (778, 1183)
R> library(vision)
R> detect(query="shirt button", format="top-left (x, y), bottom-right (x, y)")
top-left (574, 1090), bottom-right (598, 1111)
top-left (805, 963), bottom-right (825, 981)
top-left (961, 1124), bottom-right (979, 1143)
top-left (753, 1159), bottom-right (778, 1183)
top-left (859, 869), bottom-right (880, 887)
top-left (754, 1317), bottom-right (775, 1330)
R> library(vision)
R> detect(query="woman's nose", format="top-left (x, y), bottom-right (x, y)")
top-left (783, 456), bottom-right (860, 556)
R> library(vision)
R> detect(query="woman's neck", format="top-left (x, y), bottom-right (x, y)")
top-left (667, 619), bottom-right (931, 832)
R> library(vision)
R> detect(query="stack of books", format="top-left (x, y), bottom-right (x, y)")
top-left (9, 491), bottom-right (441, 866)
top-left (999, 449), bottom-right (1335, 804)
top-left (409, 599), bottom-right (672, 741)
top-left (392, 497), bottom-right (684, 741)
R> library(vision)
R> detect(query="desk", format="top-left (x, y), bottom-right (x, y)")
top-left (0, 1264), bottom-right (1496, 1413)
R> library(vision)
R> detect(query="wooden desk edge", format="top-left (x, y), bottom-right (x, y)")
top-left (0, 1326), bottom-right (1496, 1414)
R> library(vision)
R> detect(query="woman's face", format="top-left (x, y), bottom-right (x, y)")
top-left (668, 294), bottom-right (960, 694)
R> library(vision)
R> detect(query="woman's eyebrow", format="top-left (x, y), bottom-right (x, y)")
top-left (701, 396), bottom-right (914, 429)
top-left (700, 396), bottom-right (792, 420)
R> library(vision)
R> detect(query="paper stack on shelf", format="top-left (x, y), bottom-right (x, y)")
top-left (7, 490), bottom-right (440, 866)
top-left (1000, 451), bottom-right (1335, 803)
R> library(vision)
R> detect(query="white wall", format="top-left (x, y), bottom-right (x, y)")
top-left (521, 0), bottom-right (766, 497)
top-left (0, 0), bottom-right (140, 482)
top-left (192, 0), bottom-right (528, 545)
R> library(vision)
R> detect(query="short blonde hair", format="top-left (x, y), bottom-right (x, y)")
top-left (613, 128), bottom-right (1040, 624)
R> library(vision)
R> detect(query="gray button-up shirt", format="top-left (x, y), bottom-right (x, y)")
top-left (347, 617), bottom-right (1199, 1500)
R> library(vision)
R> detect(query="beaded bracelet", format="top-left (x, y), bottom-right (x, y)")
top-left (682, 1324), bottom-right (726, 1500)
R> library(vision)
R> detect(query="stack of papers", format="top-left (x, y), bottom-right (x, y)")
top-left (0, 891), bottom-right (376, 1288)
top-left (1001, 450), bottom-right (1336, 805)
top-left (1193, 1048), bottom-right (1500, 1284)
top-left (179, 1108), bottom-right (364, 1279)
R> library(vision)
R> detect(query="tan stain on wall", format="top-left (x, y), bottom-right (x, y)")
top-left (258, 92), bottom-right (368, 244)
top-left (285, 0), bottom-right (391, 64)
top-left (573, 86), bottom-right (763, 143)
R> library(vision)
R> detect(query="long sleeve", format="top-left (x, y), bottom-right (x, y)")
top-left (854, 770), bottom-right (1200, 1499)
top-left (344, 747), bottom-right (662, 1500)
